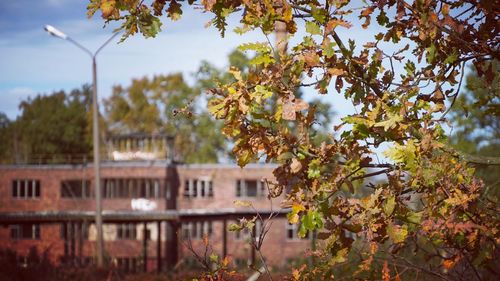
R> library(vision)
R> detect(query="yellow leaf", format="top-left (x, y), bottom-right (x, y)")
top-left (328, 68), bottom-right (345, 76)
top-left (329, 248), bottom-right (348, 265)
top-left (289, 213), bottom-right (299, 224)
top-left (292, 202), bottom-right (306, 213)
top-left (383, 196), bottom-right (396, 216)
top-left (229, 67), bottom-right (242, 81)
top-left (387, 223), bottom-right (408, 243)
top-left (222, 256), bottom-right (230, 267)
top-left (290, 158), bottom-right (302, 174)
top-left (100, 0), bottom-right (117, 18)
top-left (234, 200), bottom-right (252, 207)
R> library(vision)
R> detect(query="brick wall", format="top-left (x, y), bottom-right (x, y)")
top-left (0, 162), bottom-right (310, 270)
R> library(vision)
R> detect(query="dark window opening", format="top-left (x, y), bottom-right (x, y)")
top-left (246, 181), bottom-right (258, 197)
top-left (103, 178), bottom-right (162, 199)
top-left (236, 180), bottom-right (263, 197)
top-left (11, 224), bottom-right (41, 240)
top-left (12, 180), bottom-right (40, 199)
top-left (117, 223), bottom-right (137, 240)
top-left (61, 180), bottom-right (91, 198)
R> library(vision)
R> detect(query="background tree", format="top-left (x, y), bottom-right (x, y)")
top-left (1, 86), bottom-right (93, 164)
top-left (90, 1), bottom-right (499, 280)
top-left (0, 112), bottom-right (14, 164)
top-left (449, 61), bottom-right (500, 197)
top-left (104, 72), bottom-right (227, 163)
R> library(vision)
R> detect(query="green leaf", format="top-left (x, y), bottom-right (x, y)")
top-left (302, 211), bottom-right (314, 229)
top-left (298, 223), bottom-right (307, 238)
top-left (405, 211), bottom-right (422, 224)
top-left (237, 149), bottom-right (253, 167)
top-left (138, 11), bottom-right (162, 38)
top-left (210, 253), bottom-right (218, 263)
top-left (383, 140), bottom-right (418, 172)
top-left (404, 61), bottom-right (416, 76)
top-left (302, 209), bottom-right (323, 230)
top-left (307, 159), bottom-right (321, 179)
top-left (374, 113), bottom-right (403, 130)
top-left (322, 42), bottom-right (336, 58)
top-left (228, 223), bottom-right (243, 232)
top-left (383, 196), bottom-right (396, 216)
top-left (277, 151), bottom-right (294, 162)
top-left (376, 10), bottom-right (389, 26)
top-left (238, 42), bottom-right (271, 53)
top-left (387, 223), bottom-right (408, 243)
top-left (311, 6), bottom-right (327, 23)
top-left (305, 21), bottom-right (322, 35)
top-left (444, 52), bottom-right (458, 64)
top-left (249, 54), bottom-right (275, 66)
top-left (252, 85), bottom-right (273, 100)
top-left (426, 43), bottom-right (437, 63)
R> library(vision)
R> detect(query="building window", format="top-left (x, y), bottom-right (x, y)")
top-left (181, 221), bottom-right (212, 240)
top-left (61, 180), bottom-right (91, 198)
top-left (12, 180), bottom-right (40, 199)
top-left (60, 223), bottom-right (89, 240)
top-left (286, 223), bottom-right (312, 240)
top-left (116, 257), bottom-right (137, 273)
top-left (10, 224), bottom-right (41, 240)
top-left (103, 178), bottom-right (163, 199)
top-left (117, 223), bottom-right (137, 240)
top-left (236, 180), bottom-right (265, 197)
top-left (183, 179), bottom-right (214, 199)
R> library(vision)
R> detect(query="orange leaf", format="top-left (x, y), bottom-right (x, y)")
top-left (202, 0), bottom-right (216, 11)
top-left (325, 19), bottom-right (352, 33)
top-left (443, 259), bottom-right (456, 270)
top-left (361, 7), bottom-right (374, 17)
top-left (382, 261), bottom-right (390, 281)
top-left (203, 234), bottom-right (209, 247)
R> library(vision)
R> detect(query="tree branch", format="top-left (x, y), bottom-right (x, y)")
top-left (351, 168), bottom-right (393, 181)
top-left (337, 161), bottom-right (394, 168)
top-left (330, 31), bottom-right (384, 98)
top-left (458, 152), bottom-right (500, 166)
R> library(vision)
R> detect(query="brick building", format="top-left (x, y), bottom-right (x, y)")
top-left (0, 159), bottom-right (312, 273)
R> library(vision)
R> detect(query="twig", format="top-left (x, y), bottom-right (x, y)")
top-left (440, 61), bottom-right (466, 119)
top-left (351, 168), bottom-right (393, 181)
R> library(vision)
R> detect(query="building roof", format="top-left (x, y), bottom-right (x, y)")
top-left (0, 209), bottom-right (290, 224)
top-left (0, 162), bottom-right (279, 170)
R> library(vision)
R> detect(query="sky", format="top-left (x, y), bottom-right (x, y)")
top-left (0, 0), bottom-right (459, 125)
top-left (0, 0), bottom-right (269, 119)
top-left (1, 0), bottom-right (388, 123)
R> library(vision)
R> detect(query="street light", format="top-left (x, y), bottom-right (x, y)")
top-left (44, 24), bottom-right (119, 267)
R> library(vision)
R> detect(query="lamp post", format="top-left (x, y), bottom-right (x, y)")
top-left (44, 25), bottom-right (119, 267)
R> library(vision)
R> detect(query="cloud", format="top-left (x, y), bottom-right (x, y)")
top-left (0, 87), bottom-right (37, 119)
top-left (46, 0), bottom-right (71, 7)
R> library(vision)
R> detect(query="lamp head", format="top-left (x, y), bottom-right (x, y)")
top-left (44, 25), bottom-right (68, 39)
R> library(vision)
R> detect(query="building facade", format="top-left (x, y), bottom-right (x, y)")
top-left (0, 161), bottom-right (312, 273)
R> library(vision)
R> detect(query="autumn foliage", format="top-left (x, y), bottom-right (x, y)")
top-left (89, 0), bottom-right (499, 280)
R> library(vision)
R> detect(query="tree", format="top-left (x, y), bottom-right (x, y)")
top-left (2, 86), bottom-right (93, 163)
top-left (90, 1), bottom-right (499, 279)
top-left (0, 112), bottom-right (14, 164)
top-left (104, 72), bottom-right (228, 163)
top-left (449, 61), bottom-right (500, 197)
